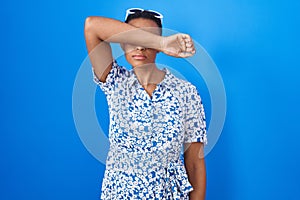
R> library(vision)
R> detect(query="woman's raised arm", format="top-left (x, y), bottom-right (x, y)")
top-left (84, 16), bottom-right (195, 82)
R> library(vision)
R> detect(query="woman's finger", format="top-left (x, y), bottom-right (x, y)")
top-left (179, 51), bottom-right (193, 58)
top-left (186, 48), bottom-right (196, 54)
top-left (182, 34), bottom-right (191, 40)
top-left (178, 36), bottom-right (186, 52)
top-left (184, 37), bottom-right (192, 43)
top-left (186, 42), bottom-right (193, 48)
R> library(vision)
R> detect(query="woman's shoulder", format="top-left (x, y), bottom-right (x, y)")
top-left (168, 72), bottom-right (198, 92)
top-left (110, 59), bottom-right (132, 79)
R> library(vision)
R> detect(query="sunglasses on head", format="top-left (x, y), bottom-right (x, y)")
top-left (125, 8), bottom-right (163, 23)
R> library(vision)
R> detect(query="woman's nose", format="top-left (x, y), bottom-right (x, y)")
top-left (136, 46), bottom-right (146, 51)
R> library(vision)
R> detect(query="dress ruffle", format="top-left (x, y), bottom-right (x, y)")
top-left (164, 161), bottom-right (194, 199)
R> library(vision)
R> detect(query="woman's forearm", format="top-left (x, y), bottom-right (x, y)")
top-left (188, 159), bottom-right (206, 200)
top-left (84, 16), bottom-right (163, 50)
top-left (184, 142), bottom-right (207, 200)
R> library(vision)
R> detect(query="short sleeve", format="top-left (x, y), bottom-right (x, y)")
top-left (92, 60), bottom-right (128, 96)
top-left (184, 85), bottom-right (207, 144)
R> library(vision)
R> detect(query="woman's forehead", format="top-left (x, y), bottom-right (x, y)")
top-left (128, 18), bottom-right (161, 35)
top-left (128, 18), bottom-right (158, 28)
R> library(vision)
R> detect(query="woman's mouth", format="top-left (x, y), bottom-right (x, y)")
top-left (132, 54), bottom-right (147, 60)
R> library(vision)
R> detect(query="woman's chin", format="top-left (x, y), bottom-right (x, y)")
top-left (129, 60), bottom-right (150, 68)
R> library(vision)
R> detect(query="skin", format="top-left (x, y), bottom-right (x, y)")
top-left (84, 15), bottom-right (206, 200)
top-left (122, 18), bottom-right (160, 68)
top-left (84, 16), bottom-right (195, 83)
top-left (122, 18), bottom-right (165, 97)
top-left (184, 142), bottom-right (206, 199)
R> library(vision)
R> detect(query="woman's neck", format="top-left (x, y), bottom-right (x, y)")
top-left (133, 63), bottom-right (165, 86)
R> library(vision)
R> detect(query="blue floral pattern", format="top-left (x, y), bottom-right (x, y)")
top-left (92, 60), bottom-right (207, 199)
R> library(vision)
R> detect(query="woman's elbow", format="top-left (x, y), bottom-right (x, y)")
top-left (84, 16), bottom-right (95, 32)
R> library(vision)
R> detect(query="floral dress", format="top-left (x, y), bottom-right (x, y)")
top-left (92, 60), bottom-right (207, 200)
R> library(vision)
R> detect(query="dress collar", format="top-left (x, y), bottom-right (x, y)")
top-left (128, 67), bottom-right (174, 88)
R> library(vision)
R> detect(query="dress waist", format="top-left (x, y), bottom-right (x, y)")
top-left (106, 145), bottom-right (178, 173)
top-left (105, 146), bottom-right (194, 199)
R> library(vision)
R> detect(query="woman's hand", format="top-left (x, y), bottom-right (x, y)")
top-left (160, 34), bottom-right (196, 58)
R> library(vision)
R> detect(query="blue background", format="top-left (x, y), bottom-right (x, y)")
top-left (1, 0), bottom-right (299, 199)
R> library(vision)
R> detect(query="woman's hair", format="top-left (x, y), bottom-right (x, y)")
top-left (125, 10), bottom-right (162, 35)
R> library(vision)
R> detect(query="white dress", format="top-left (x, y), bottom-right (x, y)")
top-left (92, 60), bottom-right (207, 199)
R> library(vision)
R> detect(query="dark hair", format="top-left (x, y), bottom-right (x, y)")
top-left (125, 10), bottom-right (162, 34)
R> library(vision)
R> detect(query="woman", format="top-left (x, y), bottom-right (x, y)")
top-left (84, 8), bottom-right (207, 200)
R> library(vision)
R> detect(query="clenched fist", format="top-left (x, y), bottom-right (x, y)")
top-left (160, 33), bottom-right (196, 58)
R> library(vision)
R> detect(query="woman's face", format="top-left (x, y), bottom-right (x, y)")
top-left (123, 18), bottom-right (160, 68)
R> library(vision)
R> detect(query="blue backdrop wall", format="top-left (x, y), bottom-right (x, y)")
top-left (1, 0), bottom-right (299, 199)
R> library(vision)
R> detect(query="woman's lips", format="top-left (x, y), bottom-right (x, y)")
top-left (132, 54), bottom-right (147, 60)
